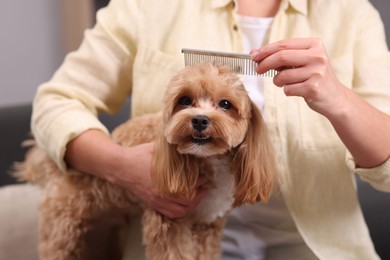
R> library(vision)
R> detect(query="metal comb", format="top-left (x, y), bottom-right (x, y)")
top-left (182, 48), bottom-right (277, 77)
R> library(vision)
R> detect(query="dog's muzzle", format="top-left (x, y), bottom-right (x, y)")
top-left (191, 115), bottom-right (212, 145)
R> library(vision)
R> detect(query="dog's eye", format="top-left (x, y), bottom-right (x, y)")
top-left (218, 100), bottom-right (232, 110)
top-left (178, 96), bottom-right (192, 106)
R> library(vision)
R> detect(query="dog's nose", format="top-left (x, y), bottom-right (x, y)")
top-left (192, 115), bottom-right (209, 131)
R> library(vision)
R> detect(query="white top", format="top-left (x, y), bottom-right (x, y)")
top-left (221, 15), bottom-right (316, 260)
top-left (238, 15), bottom-right (273, 110)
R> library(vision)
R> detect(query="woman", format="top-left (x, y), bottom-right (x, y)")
top-left (8, 0), bottom-right (390, 259)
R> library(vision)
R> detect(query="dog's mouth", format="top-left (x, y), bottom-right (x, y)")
top-left (191, 134), bottom-right (212, 145)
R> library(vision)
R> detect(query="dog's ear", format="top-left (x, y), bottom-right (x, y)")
top-left (232, 102), bottom-right (276, 207)
top-left (151, 123), bottom-right (200, 200)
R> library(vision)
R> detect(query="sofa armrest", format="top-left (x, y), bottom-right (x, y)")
top-left (0, 104), bottom-right (32, 186)
top-left (0, 99), bottom-right (131, 186)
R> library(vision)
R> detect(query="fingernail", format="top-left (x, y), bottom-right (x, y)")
top-left (250, 49), bottom-right (259, 59)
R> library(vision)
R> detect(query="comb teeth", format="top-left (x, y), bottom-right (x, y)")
top-left (182, 48), bottom-right (277, 77)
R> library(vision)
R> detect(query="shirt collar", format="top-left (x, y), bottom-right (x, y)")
top-left (211, 0), bottom-right (308, 16)
top-left (211, 0), bottom-right (232, 9)
top-left (284, 0), bottom-right (308, 16)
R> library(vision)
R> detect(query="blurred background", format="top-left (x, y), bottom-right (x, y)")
top-left (0, 0), bottom-right (94, 107)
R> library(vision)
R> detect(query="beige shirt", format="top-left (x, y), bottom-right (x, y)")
top-left (220, 14), bottom-right (315, 259)
top-left (32, 0), bottom-right (390, 258)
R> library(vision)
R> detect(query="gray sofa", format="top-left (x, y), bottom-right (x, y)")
top-left (0, 103), bottom-right (389, 259)
top-left (0, 102), bottom-right (130, 185)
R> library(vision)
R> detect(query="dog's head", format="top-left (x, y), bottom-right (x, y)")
top-left (162, 63), bottom-right (252, 157)
top-left (152, 63), bottom-right (275, 206)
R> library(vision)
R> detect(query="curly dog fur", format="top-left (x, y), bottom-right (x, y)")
top-left (14, 63), bottom-right (276, 260)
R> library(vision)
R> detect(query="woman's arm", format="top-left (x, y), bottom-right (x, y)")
top-left (32, 0), bottom-right (207, 219)
top-left (31, 0), bottom-right (143, 172)
top-left (251, 38), bottom-right (390, 168)
top-left (64, 129), bottom-right (207, 219)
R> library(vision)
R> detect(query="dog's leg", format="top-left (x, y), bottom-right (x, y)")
top-left (38, 186), bottom-right (92, 260)
top-left (38, 175), bottom-right (136, 260)
top-left (192, 217), bottom-right (226, 260)
top-left (142, 209), bottom-right (195, 260)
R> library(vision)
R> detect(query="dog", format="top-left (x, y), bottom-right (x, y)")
top-left (14, 62), bottom-right (276, 260)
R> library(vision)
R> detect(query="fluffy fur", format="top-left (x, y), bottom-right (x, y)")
top-left (14, 63), bottom-right (276, 260)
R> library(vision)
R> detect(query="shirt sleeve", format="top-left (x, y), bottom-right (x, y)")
top-left (346, 154), bottom-right (390, 192)
top-left (346, 2), bottom-right (390, 192)
top-left (352, 2), bottom-right (390, 112)
top-left (31, 0), bottom-right (141, 171)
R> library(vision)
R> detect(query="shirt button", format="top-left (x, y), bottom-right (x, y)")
top-left (233, 24), bottom-right (238, 31)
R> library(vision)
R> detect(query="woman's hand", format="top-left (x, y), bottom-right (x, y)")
top-left (251, 38), bottom-right (348, 118)
top-left (114, 142), bottom-right (208, 219)
top-left (250, 38), bottom-right (390, 168)
top-left (65, 130), bottom-right (208, 220)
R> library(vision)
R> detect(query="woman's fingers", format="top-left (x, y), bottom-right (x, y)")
top-left (251, 38), bottom-right (319, 61)
top-left (154, 187), bottom-right (208, 219)
top-left (251, 38), bottom-right (346, 116)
